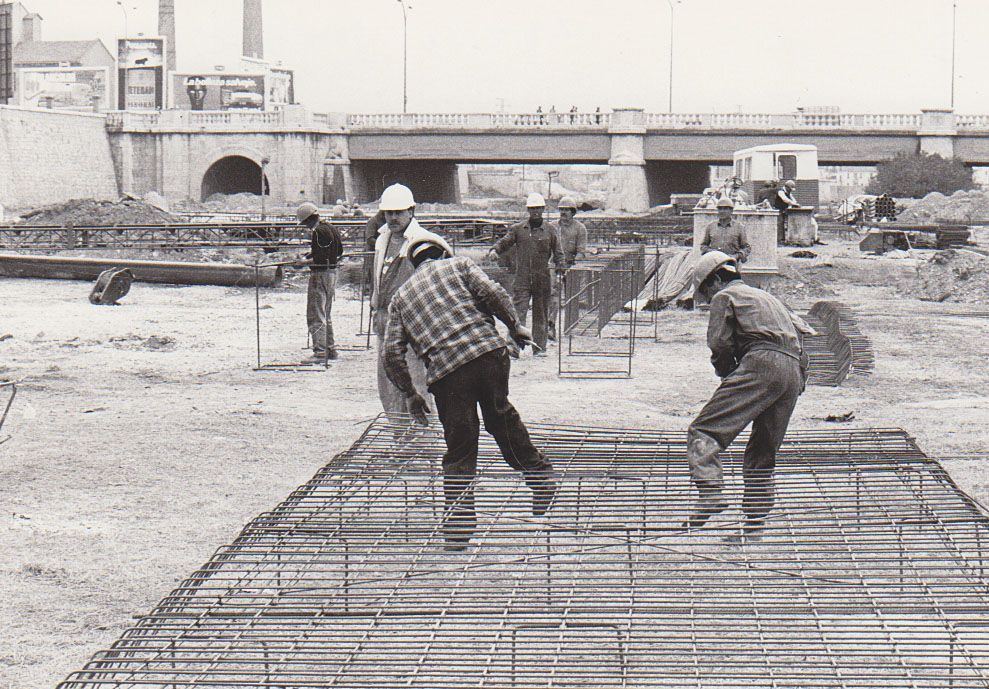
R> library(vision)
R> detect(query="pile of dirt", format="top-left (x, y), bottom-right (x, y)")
top-left (18, 198), bottom-right (179, 226)
top-left (914, 249), bottom-right (989, 303)
top-left (897, 189), bottom-right (989, 224)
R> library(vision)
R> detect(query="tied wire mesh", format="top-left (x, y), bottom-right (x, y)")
top-left (60, 417), bottom-right (989, 688)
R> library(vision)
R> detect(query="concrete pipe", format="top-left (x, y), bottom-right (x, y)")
top-left (0, 254), bottom-right (282, 287)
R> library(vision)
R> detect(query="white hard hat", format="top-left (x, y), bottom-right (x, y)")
top-left (296, 202), bottom-right (318, 223)
top-left (693, 251), bottom-right (737, 292)
top-left (558, 196), bottom-right (578, 210)
top-left (525, 192), bottom-right (546, 208)
top-left (380, 184), bottom-right (415, 211)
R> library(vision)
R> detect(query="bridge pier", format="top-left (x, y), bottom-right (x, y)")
top-left (918, 108), bottom-right (957, 158)
top-left (606, 108), bottom-right (650, 212)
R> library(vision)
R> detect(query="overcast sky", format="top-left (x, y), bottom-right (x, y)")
top-left (22, 0), bottom-right (989, 114)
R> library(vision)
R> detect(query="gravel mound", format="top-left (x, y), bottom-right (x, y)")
top-left (915, 249), bottom-right (989, 303)
top-left (18, 198), bottom-right (179, 226)
top-left (898, 189), bottom-right (989, 224)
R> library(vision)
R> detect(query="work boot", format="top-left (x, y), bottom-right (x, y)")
top-left (531, 477), bottom-right (559, 517)
top-left (326, 348), bottom-right (339, 360)
top-left (723, 518), bottom-right (766, 545)
top-left (682, 430), bottom-right (727, 530)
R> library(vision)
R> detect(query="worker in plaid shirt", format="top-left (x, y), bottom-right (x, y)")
top-left (384, 237), bottom-right (558, 550)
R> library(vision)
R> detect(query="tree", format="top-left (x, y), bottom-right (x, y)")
top-left (866, 152), bottom-right (975, 198)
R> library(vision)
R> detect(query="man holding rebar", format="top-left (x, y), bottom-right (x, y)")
top-left (487, 192), bottom-right (564, 354)
top-left (297, 202), bottom-right (344, 363)
top-left (700, 197), bottom-right (751, 264)
top-left (371, 184), bottom-right (454, 421)
top-left (684, 251), bottom-right (815, 542)
top-left (384, 236), bottom-right (557, 550)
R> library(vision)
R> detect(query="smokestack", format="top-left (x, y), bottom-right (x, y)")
top-left (243, 0), bottom-right (263, 59)
top-left (158, 0), bottom-right (176, 72)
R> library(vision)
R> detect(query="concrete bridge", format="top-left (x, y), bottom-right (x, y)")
top-left (104, 106), bottom-right (989, 212)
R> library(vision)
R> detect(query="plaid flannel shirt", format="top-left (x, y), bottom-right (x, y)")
top-left (384, 256), bottom-right (520, 394)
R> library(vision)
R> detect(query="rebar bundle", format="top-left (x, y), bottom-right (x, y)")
top-left (803, 302), bottom-right (875, 386)
top-left (59, 417), bottom-right (989, 688)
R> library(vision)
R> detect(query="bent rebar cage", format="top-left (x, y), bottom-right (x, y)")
top-left (60, 418), bottom-right (989, 688)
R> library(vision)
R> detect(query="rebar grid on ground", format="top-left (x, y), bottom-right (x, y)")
top-left (59, 419), bottom-right (989, 688)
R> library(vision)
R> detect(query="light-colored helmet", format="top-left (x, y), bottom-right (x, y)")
top-left (296, 202), bottom-right (318, 223)
top-left (693, 250), bottom-right (738, 292)
top-left (380, 183), bottom-right (416, 211)
top-left (784, 180), bottom-right (796, 190)
top-left (407, 235), bottom-right (453, 262)
top-left (716, 197), bottom-right (735, 209)
top-left (558, 196), bottom-right (578, 210)
top-left (525, 192), bottom-right (546, 208)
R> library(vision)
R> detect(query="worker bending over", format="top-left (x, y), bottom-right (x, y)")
top-left (488, 193), bottom-right (564, 353)
top-left (548, 196), bottom-right (588, 340)
top-left (700, 197), bottom-right (751, 264)
top-left (297, 202), bottom-right (344, 363)
top-left (685, 251), bottom-right (815, 542)
top-left (371, 184), bottom-right (454, 421)
top-left (384, 237), bottom-right (557, 550)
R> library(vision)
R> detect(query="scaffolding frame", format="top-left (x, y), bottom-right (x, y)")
top-left (59, 419), bottom-right (989, 688)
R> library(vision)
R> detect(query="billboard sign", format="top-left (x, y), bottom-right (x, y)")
top-left (117, 37), bottom-right (165, 110)
top-left (16, 67), bottom-right (111, 111)
top-left (171, 72), bottom-right (265, 111)
top-left (0, 4), bottom-right (12, 104)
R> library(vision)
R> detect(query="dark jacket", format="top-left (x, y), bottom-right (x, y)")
top-left (492, 220), bottom-right (563, 293)
top-left (310, 220), bottom-right (344, 269)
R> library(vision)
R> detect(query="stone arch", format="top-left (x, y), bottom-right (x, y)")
top-left (193, 145), bottom-right (272, 202)
top-left (200, 155), bottom-right (270, 201)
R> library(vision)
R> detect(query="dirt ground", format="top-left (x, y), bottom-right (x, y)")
top-left (1, 235), bottom-right (988, 689)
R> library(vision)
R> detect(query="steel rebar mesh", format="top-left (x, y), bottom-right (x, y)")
top-left (59, 418), bottom-right (989, 688)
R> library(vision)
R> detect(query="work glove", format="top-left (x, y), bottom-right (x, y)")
top-left (407, 393), bottom-right (431, 427)
top-left (486, 248), bottom-right (499, 262)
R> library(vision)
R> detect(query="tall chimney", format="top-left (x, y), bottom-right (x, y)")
top-left (158, 0), bottom-right (176, 72)
top-left (242, 0), bottom-right (263, 59)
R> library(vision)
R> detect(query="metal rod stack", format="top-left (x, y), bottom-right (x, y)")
top-left (59, 418), bottom-right (989, 688)
top-left (803, 301), bottom-right (874, 386)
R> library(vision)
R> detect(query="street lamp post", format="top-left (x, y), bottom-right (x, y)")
top-left (260, 157), bottom-right (270, 222)
top-left (396, 0), bottom-right (410, 113)
top-left (950, 0), bottom-right (958, 109)
top-left (116, 1), bottom-right (129, 37)
top-left (665, 0), bottom-right (677, 113)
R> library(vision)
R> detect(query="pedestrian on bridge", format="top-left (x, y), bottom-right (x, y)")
top-left (488, 193), bottom-right (564, 353)
top-left (297, 202), bottom-right (344, 363)
top-left (371, 184), bottom-right (454, 422)
top-left (683, 251), bottom-right (815, 543)
top-left (384, 236), bottom-right (557, 550)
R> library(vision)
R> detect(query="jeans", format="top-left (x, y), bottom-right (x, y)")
top-left (306, 269), bottom-right (336, 354)
top-left (429, 348), bottom-right (554, 539)
top-left (688, 349), bottom-right (804, 521)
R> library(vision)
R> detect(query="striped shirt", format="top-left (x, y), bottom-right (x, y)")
top-left (384, 256), bottom-right (520, 392)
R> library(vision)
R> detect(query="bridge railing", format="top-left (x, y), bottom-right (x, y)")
top-left (643, 112), bottom-right (923, 130)
top-left (345, 112), bottom-right (611, 128)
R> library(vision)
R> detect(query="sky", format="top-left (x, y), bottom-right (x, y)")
top-left (19, 0), bottom-right (989, 115)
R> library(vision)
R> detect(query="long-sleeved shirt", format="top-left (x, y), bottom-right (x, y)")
top-left (557, 218), bottom-right (588, 266)
top-left (310, 221), bottom-right (344, 270)
top-left (492, 220), bottom-right (563, 292)
top-left (707, 281), bottom-right (815, 378)
top-left (701, 220), bottom-right (751, 263)
top-left (773, 188), bottom-right (799, 210)
top-left (384, 256), bottom-right (520, 392)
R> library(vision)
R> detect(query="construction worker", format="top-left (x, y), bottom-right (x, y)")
top-left (297, 202), bottom-right (344, 363)
top-left (700, 197), bottom-right (751, 264)
top-left (384, 236), bottom-right (557, 550)
top-left (487, 192), bottom-right (564, 353)
top-left (371, 184), bottom-right (454, 420)
top-left (684, 251), bottom-right (815, 542)
top-left (755, 180), bottom-right (778, 206)
top-left (772, 180), bottom-right (800, 243)
top-left (547, 196), bottom-right (588, 339)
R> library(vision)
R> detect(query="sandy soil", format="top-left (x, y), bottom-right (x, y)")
top-left (1, 238), bottom-right (988, 689)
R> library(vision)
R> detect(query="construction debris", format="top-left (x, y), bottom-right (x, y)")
top-left (898, 188), bottom-right (989, 223)
top-left (57, 417), bottom-right (989, 689)
top-left (915, 249), bottom-right (989, 303)
top-left (17, 197), bottom-right (179, 226)
top-left (88, 268), bottom-right (134, 305)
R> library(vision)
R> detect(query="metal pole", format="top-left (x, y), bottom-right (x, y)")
top-left (116, 1), bottom-right (129, 38)
top-left (950, 0), bottom-right (958, 109)
top-left (259, 159), bottom-right (268, 222)
top-left (397, 0), bottom-right (408, 113)
top-left (666, 0), bottom-right (675, 113)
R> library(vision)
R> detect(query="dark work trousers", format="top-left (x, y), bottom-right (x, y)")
top-left (429, 348), bottom-right (554, 540)
top-left (688, 349), bottom-right (804, 521)
top-left (306, 268), bottom-right (337, 355)
top-left (513, 281), bottom-right (551, 351)
top-left (776, 211), bottom-right (788, 244)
